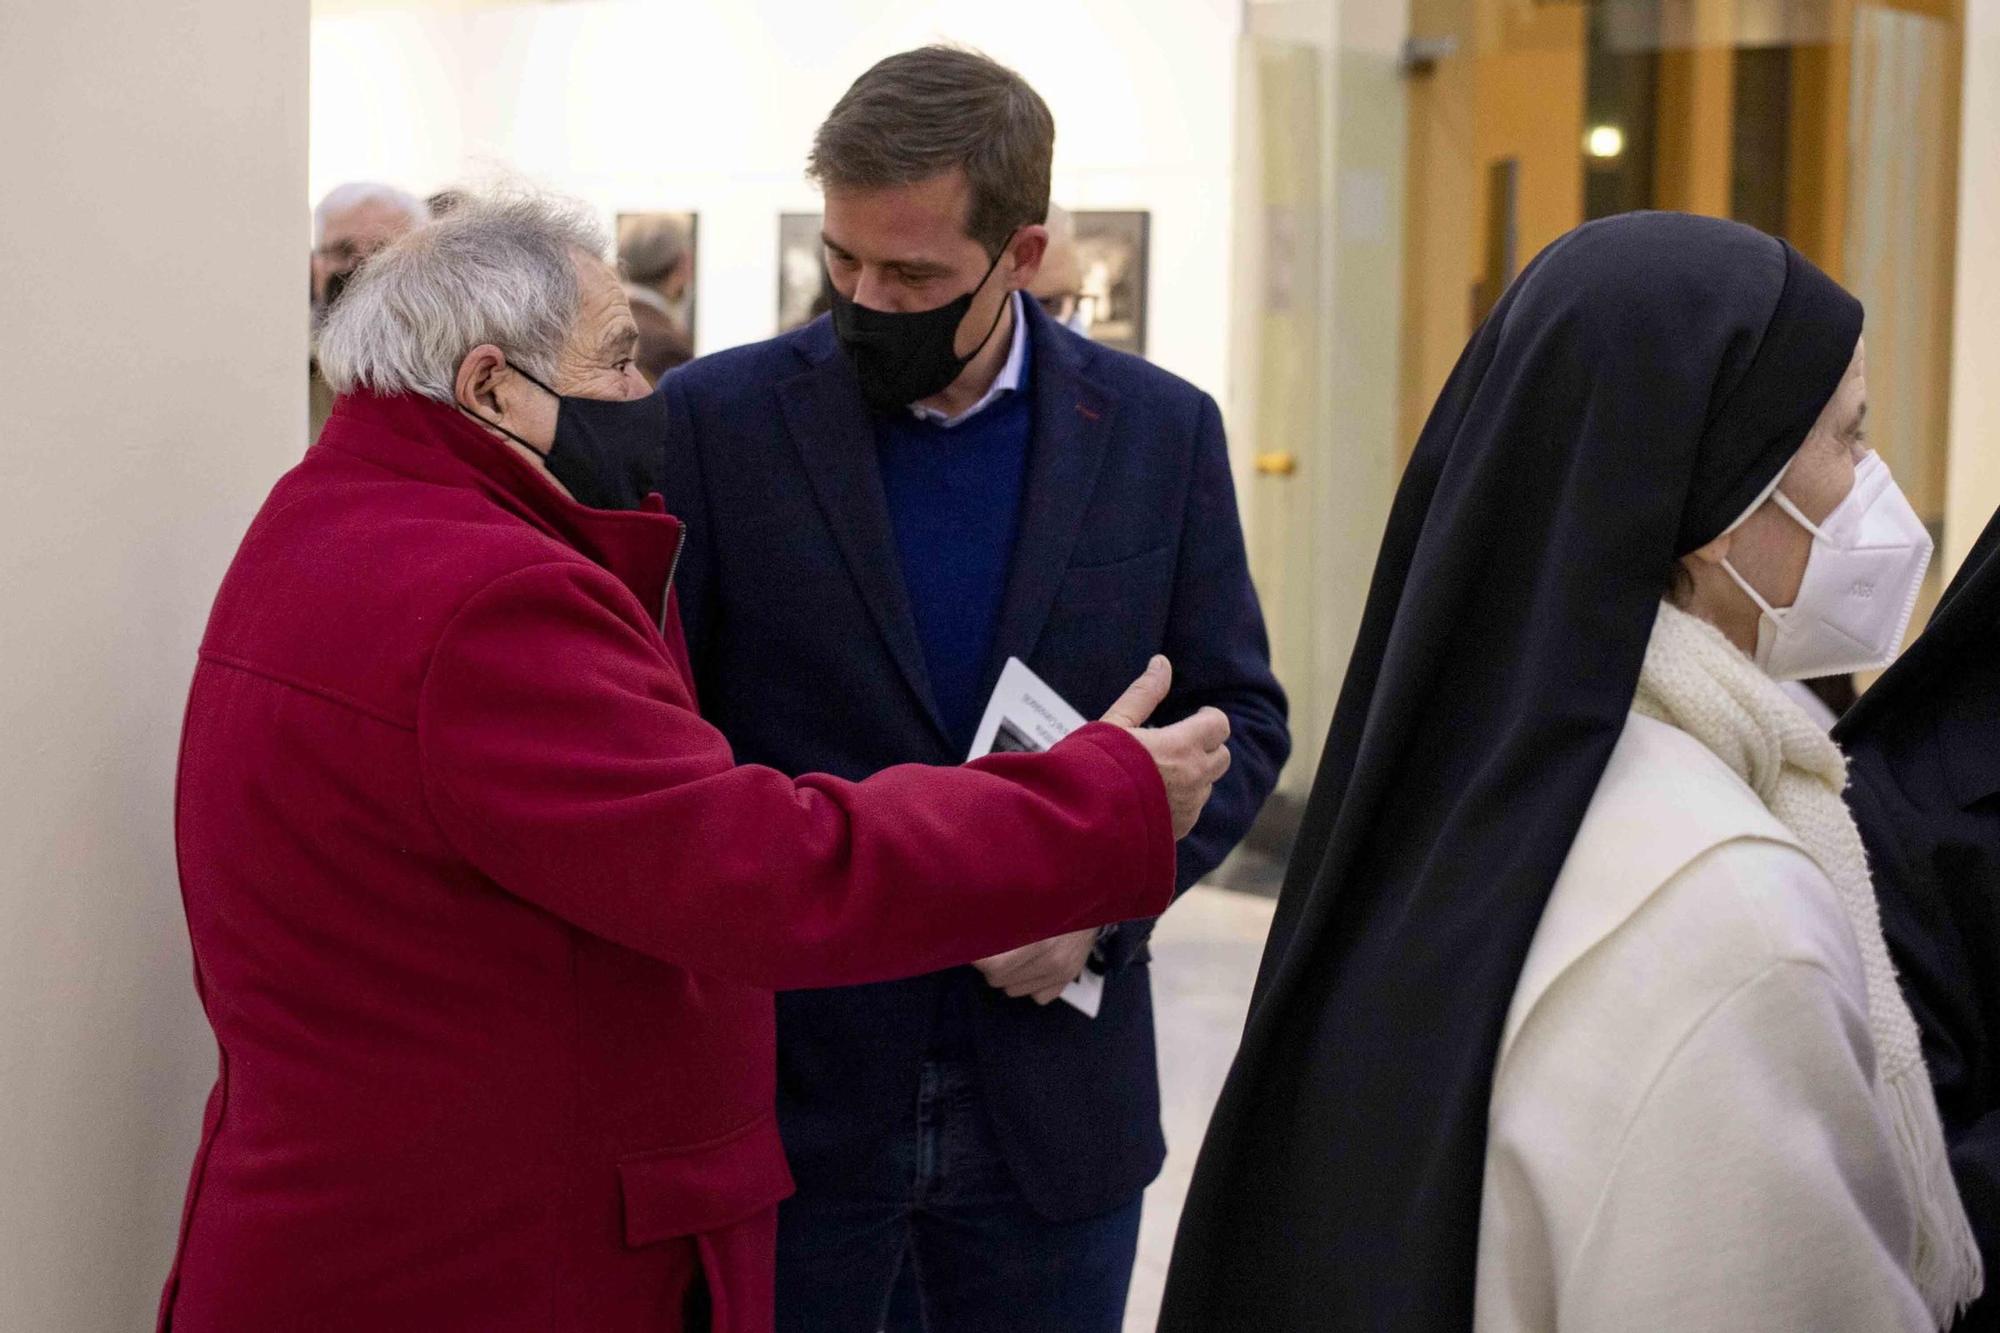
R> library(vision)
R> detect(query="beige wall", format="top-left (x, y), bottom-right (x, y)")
top-left (0, 2), bottom-right (307, 1326)
top-left (1398, 0), bottom-right (1587, 460)
top-left (1945, 0), bottom-right (1999, 576)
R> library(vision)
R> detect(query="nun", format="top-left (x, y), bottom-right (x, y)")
top-left (1841, 505), bottom-right (2000, 1331)
top-left (1160, 212), bottom-right (1982, 1331)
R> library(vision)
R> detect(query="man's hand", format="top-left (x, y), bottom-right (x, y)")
top-left (974, 928), bottom-right (1100, 1006)
top-left (1102, 656), bottom-right (1231, 839)
top-left (972, 658), bottom-right (1223, 1005)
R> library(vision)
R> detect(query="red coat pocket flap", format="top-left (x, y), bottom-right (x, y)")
top-left (617, 1114), bottom-right (796, 1248)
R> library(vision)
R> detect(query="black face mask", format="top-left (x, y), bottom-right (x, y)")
top-left (468, 365), bottom-right (666, 510)
top-left (829, 237), bottom-right (1014, 414)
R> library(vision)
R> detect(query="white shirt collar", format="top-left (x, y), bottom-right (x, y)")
top-left (909, 290), bottom-right (1029, 429)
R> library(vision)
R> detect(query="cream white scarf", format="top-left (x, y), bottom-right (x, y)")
top-left (1631, 601), bottom-right (1981, 1325)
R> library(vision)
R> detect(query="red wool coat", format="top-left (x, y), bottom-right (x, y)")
top-left (158, 391), bottom-right (1174, 1332)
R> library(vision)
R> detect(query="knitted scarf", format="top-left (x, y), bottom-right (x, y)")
top-left (1631, 600), bottom-right (1982, 1325)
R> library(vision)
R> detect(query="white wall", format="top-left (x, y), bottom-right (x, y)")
top-left (1946, 0), bottom-right (1999, 577)
top-left (0, 2), bottom-right (309, 1328)
top-left (309, 0), bottom-right (1242, 401)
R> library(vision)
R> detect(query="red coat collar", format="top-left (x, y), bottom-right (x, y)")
top-left (315, 390), bottom-right (682, 620)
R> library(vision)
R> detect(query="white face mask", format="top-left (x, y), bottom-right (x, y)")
top-left (1719, 452), bottom-right (1933, 681)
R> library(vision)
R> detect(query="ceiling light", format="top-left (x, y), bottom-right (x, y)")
top-left (1585, 124), bottom-right (1627, 160)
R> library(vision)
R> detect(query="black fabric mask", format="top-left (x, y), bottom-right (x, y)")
top-left (469, 365), bottom-right (665, 510)
top-left (829, 239), bottom-right (1013, 414)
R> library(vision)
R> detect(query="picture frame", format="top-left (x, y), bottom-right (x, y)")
top-left (1071, 210), bottom-right (1149, 355)
top-left (778, 212), bottom-right (828, 332)
top-left (615, 210), bottom-right (698, 345)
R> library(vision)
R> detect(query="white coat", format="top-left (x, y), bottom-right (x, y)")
top-left (1474, 711), bottom-right (1933, 1332)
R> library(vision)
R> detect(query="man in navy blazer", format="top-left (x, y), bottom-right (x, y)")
top-left (624, 48), bottom-right (1287, 1333)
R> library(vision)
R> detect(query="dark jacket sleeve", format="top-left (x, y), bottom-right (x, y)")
top-left (1102, 391), bottom-right (1288, 972)
top-left (1848, 730), bottom-right (2000, 1321)
top-left (416, 560), bottom-right (1176, 991)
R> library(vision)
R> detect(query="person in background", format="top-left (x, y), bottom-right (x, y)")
top-left (1842, 505), bottom-right (2000, 1331)
top-left (159, 190), bottom-right (1231, 1333)
top-left (617, 214), bottom-right (696, 382)
top-left (1164, 212), bottom-right (1981, 1331)
top-left (308, 181), bottom-right (428, 439)
top-left (1029, 202), bottom-right (1086, 334)
top-left (569, 44), bottom-right (1288, 1333)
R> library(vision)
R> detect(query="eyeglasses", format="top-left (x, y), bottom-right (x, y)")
top-left (315, 240), bottom-right (379, 269)
top-left (1037, 292), bottom-right (1082, 323)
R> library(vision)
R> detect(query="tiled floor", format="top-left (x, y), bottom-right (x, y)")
top-left (1122, 885), bottom-right (1277, 1333)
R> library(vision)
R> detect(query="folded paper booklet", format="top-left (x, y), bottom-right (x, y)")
top-left (967, 658), bottom-right (1106, 1019)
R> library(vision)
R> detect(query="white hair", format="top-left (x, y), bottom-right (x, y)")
top-left (312, 181), bottom-right (430, 247)
top-left (316, 191), bottom-right (610, 402)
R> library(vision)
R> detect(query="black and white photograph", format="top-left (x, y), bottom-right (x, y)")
top-left (615, 210), bottom-right (698, 379)
top-left (1073, 209), bottom-right (1150, 355)
top-left (777, 211), bottom-right (828, 332)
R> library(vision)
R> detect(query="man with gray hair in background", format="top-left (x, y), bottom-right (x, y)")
top-left (158, 188), bottom-right (1228, 1332)
top-left (307, 180), bottom-right (428, 437)
top-left (1028, 202), bottom-right (1087, 334)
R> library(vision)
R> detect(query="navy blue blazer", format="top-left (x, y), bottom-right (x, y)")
top-left (640, 301), bottom-right (1288, 1222)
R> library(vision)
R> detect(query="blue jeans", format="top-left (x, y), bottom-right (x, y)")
top-left (774, 1059), bottom-right (1144, 1333)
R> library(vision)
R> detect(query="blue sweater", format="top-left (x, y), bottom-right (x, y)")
top-left (874, 382), bottom-right (1034, 758)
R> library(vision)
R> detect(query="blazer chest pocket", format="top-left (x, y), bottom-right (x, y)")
top-left (617, 1112), bottom-right (796, 1247)
top-left (1055, 546), bottom-right (1174, 612)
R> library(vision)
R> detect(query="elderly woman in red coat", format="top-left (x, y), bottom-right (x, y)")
top-left (157, 192), bottom-right (1228, 1333)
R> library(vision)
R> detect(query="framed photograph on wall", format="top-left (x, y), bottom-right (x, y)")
top-left (1072, 210), bottom-right (1149, 356)
top-left (778, 212), bottom-right (828, 332)
top-left (615, 212), bottom-right (698, 368)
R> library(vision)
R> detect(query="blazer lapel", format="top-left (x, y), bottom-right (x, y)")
top-left (985, 308), bottom-right (1120, 686)
top-left (777, 348), bottom-right (951, 745)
